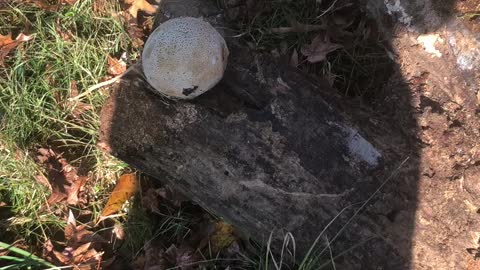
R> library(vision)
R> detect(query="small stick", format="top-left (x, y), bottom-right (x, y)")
top-left (68, 65), bottom-right (140, 102)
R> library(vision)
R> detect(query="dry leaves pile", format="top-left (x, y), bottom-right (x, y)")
top-left (43, 211), bottom-right (110, 269)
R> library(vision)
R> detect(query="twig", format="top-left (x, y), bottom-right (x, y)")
top-left (68, 74), bottom-right (123, 102)
top-left (68, 63), bottom-right (143, 102)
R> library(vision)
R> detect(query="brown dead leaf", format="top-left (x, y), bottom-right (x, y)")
top-left (125, 0), bottom-right (157, 18)
top-left (52, 249), bottom-right (70, 265)
top-left (300, 33), bottom-right (343, 63)
top-left (72, 242), bottom-right (91, 259)
top-left (107, 55), bottom-right (126, 76)
top-left (36, 148), bottom-right (89, 206)
top-left (65, 211), bottom-right (107, 247)
top-left (0, 32), bottom-right (33, 65)
top-left (164, 244), bottom-right (201, 270)
top-left (99, 173), bottom-right (138, 219)
top-left (52, 244), bottom-right (103, 268)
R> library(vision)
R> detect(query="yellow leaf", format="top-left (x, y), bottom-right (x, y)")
top-left (100, 173), bottom-right (138, 219)
top-left (126, 0), bottom-right (157, 18)
top-left (209, 221), bottom-right (237, 253)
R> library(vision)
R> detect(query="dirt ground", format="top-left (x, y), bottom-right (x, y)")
top-left (366, 1), bottom-right (480, 268)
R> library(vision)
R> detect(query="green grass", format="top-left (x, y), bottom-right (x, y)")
top-left (0, 241), bottom-right (58, 269)
top-left (0, 0), bottom-right (129, 252)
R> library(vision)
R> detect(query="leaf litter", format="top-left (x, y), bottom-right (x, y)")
top-left (43, 210), bottom-right (109, 269)
top-left (36, 148), bottom-right (89, 206)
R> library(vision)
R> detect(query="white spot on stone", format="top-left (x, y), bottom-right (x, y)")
top-left (417, 34), bottom-right (444, 58)
top-left (343, 126), bottom-right (382, 168)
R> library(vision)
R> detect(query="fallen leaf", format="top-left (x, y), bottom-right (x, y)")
top-left (107, 55), bottom-right (126, 76)
top-left (65, 211), bottom-right (107, 246)
top-left (300, 33), bottom-right (343, 63)
top-left (208, 221), bottom-right (237, 253)
top-left (125, 0), bottom-right (157, 18)
top-left (99, 173), bottom-right (138, 219)
top-left (73, 242), bottom-right (91, 257)
top-left (0, 33), bottom-right (32, 65)
top-left (52, 249), bottom-right (70, 265)
top-left (36, 148), bottom-right (89, 206)
top-left (164, 244), bottom-right (201, 270)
